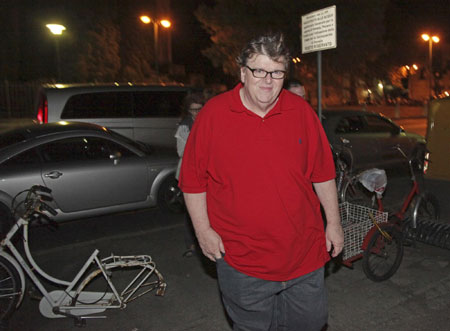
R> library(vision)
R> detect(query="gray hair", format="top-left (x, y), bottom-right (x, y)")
top-left (236, 32), bottom-right (290, 69)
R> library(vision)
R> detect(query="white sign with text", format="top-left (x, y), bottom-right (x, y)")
top-left (301, 6), bottom-right (337, 54)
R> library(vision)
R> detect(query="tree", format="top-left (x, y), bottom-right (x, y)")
top-left (195, 0), bottom-right (388, 103)
top-left (75, 19), bottom-right (121, 82)
top-left (195, 0), bottom-right (307, 77)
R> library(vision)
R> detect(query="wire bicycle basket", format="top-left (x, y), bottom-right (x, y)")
top-left (339, 202), bottom-right (388, 261)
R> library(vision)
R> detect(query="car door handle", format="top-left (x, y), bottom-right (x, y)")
top-left (44, 171), bottom-right (63, 179)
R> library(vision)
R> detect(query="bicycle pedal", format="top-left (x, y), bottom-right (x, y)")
top-left (156, 284), bottom-right (167, 296)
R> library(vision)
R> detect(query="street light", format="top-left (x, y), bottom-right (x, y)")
top-left (46, 24), bottom-right (66, 81)
top-left (139, 15), bottom-right (172, 75)
top-left (421, 33), bottom-right (440, 100)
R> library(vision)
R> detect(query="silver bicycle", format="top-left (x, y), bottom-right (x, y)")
top-left (0, 185), bottom-right (166, 326)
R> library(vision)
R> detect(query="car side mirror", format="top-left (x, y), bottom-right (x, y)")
top-left (397, 125), bottom-right (404, 134)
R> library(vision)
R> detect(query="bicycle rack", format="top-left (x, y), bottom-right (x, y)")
top-left (406, 220), bottom-right (450, 250)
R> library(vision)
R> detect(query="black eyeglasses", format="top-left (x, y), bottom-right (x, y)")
top-left (245, 66), bottom-right (286, 80)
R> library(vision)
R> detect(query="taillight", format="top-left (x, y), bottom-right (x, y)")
top-left (37, 97), bottom-right (48, 124)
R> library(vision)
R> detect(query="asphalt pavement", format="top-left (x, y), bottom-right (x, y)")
top-left (1, 105), bottom-right (447, 330)
top-left (3, 173), bottom-right (449, 331)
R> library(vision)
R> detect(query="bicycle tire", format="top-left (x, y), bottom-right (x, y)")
top-left (0, 256), bottom-right (21, 320)
top-left (362, 227), bottom-right (404, 282)
top-left (412, 192), bottom-right (440, 225)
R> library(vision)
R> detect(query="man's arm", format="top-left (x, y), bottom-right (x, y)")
top-left (183, 192), bottom-right (225, 261)
top-left (313, 179), bottom-right (344, 257)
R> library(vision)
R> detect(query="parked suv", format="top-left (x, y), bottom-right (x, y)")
top-left (35, 84), bottom-right (197, 148)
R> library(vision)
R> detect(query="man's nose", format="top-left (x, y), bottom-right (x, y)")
top-left (264, 74), bottom-right (273, 83)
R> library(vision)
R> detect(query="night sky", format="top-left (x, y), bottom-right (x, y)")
top-left (0, 0), bottom-right (448, 83)
top-left (0, 0), bottom-right (216, 81)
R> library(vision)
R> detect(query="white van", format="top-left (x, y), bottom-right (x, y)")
top-left (35, 84), bottom-right (196, 148)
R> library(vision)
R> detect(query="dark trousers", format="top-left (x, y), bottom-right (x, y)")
top-left (216, 258), bottom-right (328, 331)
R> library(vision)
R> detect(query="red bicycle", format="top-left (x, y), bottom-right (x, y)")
top-left (339, 146), bottom-right (439, 282)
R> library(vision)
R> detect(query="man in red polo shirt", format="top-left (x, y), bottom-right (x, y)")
top-left (179, 32), bottom-right (343, 331)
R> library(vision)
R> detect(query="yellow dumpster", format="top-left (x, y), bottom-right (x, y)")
top-left (425, 97), bottom-right (450, 180)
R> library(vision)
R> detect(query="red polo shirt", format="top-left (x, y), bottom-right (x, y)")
top-left (179, 83), bottom-right (335, 281)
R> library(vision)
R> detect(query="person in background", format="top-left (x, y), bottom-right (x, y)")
top-left (175, 92), bottom-right (205, 257)
top-left (179, 31), bottom-right (343, 330)
top-left (286, 79), bottom-right (306, 98)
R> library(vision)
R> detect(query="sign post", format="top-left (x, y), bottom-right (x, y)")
top-left (301, 6), bottom-right (337, 121)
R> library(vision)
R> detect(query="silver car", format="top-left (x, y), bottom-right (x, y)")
top-left (0, 122), bottom-right (183, 234)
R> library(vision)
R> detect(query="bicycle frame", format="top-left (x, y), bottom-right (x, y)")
top-left (373, 148), bottom-right (422, 225)
top-left (1, 214), bottom-right (166, 325)
top-left (393, 178), bottom-right (419, 220)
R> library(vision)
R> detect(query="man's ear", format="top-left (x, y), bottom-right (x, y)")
top-left (240, 67), bottom-right (246, 84)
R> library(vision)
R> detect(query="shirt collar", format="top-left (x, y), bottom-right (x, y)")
top-left (229, 83), bottom-right (295, 117)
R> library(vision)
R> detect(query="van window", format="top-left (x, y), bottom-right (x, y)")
top-left (62, 92), bottom-right (132, 119)
top-left (133, 91), bottom-right (186, 117)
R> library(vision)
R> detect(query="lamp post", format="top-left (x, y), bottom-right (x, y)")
top-left (46, 24), bottom-right (66, 81)
top-left (421, 33), bottom-right (440, 100)
top-left (140, 16), bottom-right (172, 75)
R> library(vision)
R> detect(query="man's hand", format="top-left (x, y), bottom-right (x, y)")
top-left (326, 222), bottom-right (344, 257)
top-left (313, 179), bottom-right (344, 258)
top-left (183, 192), bottom-right (225, 262)
top-left (196, 226), bottom-right (225, 261)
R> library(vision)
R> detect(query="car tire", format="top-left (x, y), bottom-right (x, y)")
top-left (157, 175), bottom-right (185, 214)
top-left (0, 203), bottom-right (14, 239)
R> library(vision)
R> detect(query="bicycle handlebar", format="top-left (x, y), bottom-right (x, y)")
top-left (392, 144), bottom-right (420, 180)
top-left (13, 185), bottom-right (58, 225)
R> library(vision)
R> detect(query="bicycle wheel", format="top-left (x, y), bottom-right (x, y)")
top-left (0, 256), bottom-right (21, 320)
top-left (362, 226), bottom-right (404, 282)
top-left (412, 192), bottom-right (440, 224)
top-left (341, 177), bottom-right (376, 208)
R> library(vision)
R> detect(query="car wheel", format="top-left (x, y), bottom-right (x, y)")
top-left (157, 175), bottom-right (185, 214)
top-left (0, 203), bottom-right (14, 239)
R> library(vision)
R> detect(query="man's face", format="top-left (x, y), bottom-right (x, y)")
top-left (189, 102), bottom-right (203, 120)
top-left (289, 85), bottom-right (305, 98)
top-left (240, 54), bottom-right (286, 113)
